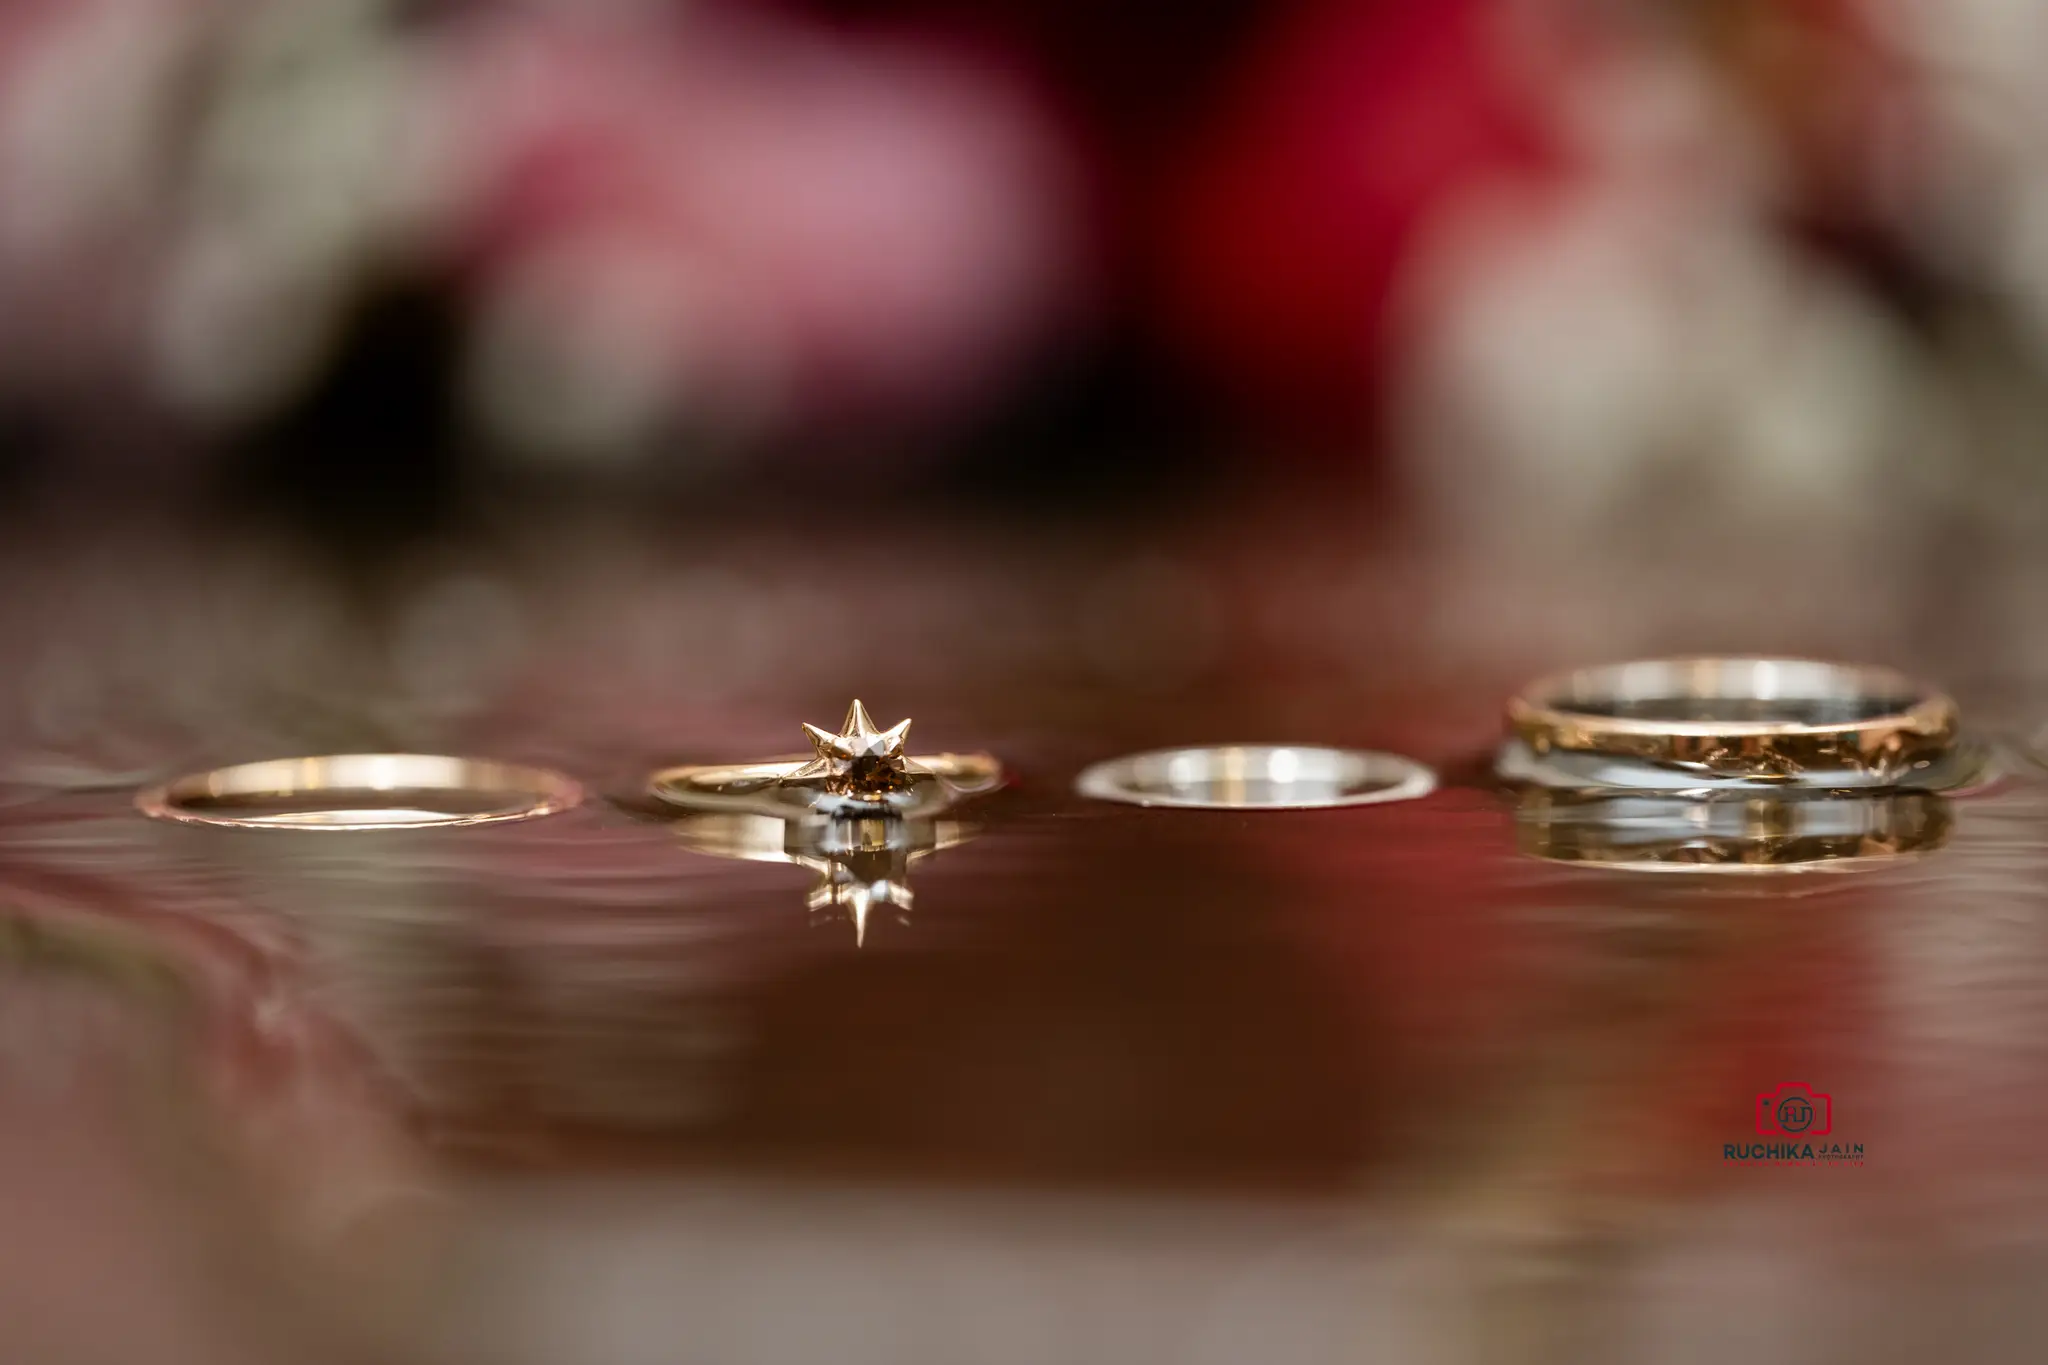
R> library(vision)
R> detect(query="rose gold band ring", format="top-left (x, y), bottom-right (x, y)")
top-left (138, 754), bottom-right (583, 830)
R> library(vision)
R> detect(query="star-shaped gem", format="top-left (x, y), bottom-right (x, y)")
top-left (792, 700), bottom-right (915, 797)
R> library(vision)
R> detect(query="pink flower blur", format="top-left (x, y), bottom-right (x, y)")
top-left (425, 4), bottom-right (1085, 436)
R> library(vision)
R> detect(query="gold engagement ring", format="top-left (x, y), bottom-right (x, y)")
top-left (649, 700), bottom-right (1001, 820)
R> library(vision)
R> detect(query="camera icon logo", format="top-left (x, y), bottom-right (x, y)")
top-left (1756, 1082), bottom-right (1832, 1137)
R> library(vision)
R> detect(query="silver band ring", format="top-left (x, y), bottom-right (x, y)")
top-left (1075, 745), bottom-right (1436, 810)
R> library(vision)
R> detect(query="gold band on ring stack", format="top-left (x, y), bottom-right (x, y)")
top-left (1507, 658), bottom-right (1958, 785)
top-left (138, 754), bottom-right (584, 830)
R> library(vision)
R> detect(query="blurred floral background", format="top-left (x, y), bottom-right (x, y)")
top-left (13, 0), bottom-right (2048, 768)
top-left (6, 0), bottom-right (2045, 530)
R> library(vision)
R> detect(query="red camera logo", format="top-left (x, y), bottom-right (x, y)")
top-left (1756, 1082), bottom-right (1831, 1137)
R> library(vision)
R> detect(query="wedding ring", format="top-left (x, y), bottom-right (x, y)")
top-left (649, 701), bottom-right (1001, 820)
top-left (1075, 745), bottom-right (1436, 810)
top-left (1507, 658), bottom-right (1957, 785)
top-left (138, 754), bottom-right (583, 830)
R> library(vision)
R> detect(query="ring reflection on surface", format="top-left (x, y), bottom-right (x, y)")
top-left (1515, 787), bottom-right (1952, 874)
top-left (670, 812), bottom-right (978, 944)
top-left (1075, 745), bottom-right (1436, 810)
top-left (137, 754), bottom-right (583, 830)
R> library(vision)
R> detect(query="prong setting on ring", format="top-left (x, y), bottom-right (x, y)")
top-left (791, 700), bottom-right (920, 800)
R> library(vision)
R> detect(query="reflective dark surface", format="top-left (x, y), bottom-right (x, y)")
top-left (4, 510), bottom-right (2048, 1363)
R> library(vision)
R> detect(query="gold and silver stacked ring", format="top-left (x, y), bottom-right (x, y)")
top-left (649, 700), bottom-right (1002, 820)
top-left (1505, 658), bottom-right (1959, 788)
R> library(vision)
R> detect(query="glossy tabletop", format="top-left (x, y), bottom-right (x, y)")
top-left (1, 506), bottom-right (2044, 1364)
